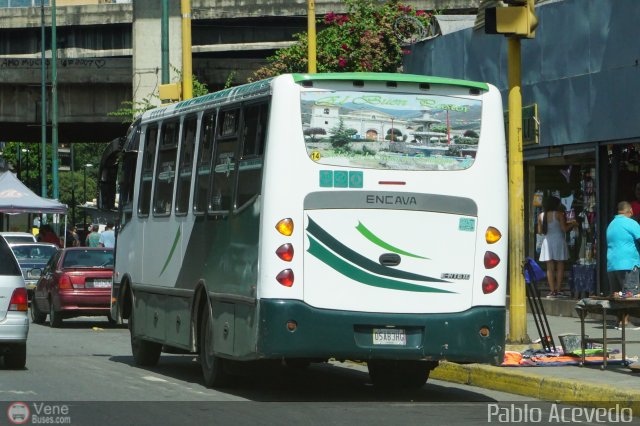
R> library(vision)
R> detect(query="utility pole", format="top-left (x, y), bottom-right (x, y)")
top-left (307, 0), bottom-right (317, 73)
top-left (51, 0), bottom-right (59, 200)
top-left (485, 0), bottom-right (538, 343)
top-left (181, 0), bottom-right (193, 100)
top-left (40, 0), bottom-right (47, 198)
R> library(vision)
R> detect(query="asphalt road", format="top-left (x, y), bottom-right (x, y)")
top-left (0, 316), bottom-right (553, 426)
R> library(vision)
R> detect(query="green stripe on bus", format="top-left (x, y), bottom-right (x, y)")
top-left (355, 221), bottom-right (428, 259)
top-left (292, 73), bottom-right (489, 91)
top-left (159, 226), bottom-right (181, 277)
top-left (307, 235), bottom-right (453, 293)
top-left (307, 217), bottom-right (444, 282)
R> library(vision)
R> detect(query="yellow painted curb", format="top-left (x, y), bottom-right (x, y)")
top-left (431, 361), bottom-right (640, 410)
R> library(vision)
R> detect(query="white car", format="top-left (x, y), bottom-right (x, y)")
top-left (0, 232), bottom-right (37, 245)
top-left (0, 235), bottom-right (29, 369)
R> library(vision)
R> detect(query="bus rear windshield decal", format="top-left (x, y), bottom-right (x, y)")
top-left (301, 91), bottom-right (481, 171)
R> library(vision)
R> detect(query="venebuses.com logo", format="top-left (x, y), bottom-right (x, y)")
top-left (6, 402), bottom-right (72, 425)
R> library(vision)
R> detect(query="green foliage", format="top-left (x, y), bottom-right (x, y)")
top-left (1, 141), bottom-right (105, 211)
top-left (329, 118), bottom-right (354, 150)
top-left (109, 66), bottom-right (209, 124)
top-left (251, 0), bottom-right (433, 80)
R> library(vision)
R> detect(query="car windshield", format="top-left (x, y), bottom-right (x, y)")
top-left (11, 245), bottom-right (57, 261)
top-left (62, 250), bottom-right (114, 268)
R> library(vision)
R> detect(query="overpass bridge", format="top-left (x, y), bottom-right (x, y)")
top-left (0, 0), bottom-right (478, 143)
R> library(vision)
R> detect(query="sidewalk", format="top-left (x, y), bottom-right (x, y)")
top-left (430, 300), bottom-right (640, 410)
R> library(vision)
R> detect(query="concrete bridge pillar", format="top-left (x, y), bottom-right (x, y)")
top-left (133, 0), bottom-right (183, 108)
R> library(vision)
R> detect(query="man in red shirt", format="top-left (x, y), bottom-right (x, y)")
top-left (37, 225), bottom-right (61, 248)
top-left (632, 182), bottom-right (640, 221)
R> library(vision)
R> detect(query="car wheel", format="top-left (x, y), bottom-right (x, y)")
top-left (107, 313), bottom-right (117, 327)
top-left (4, 344), bottom-right (26, 369)
top-left (200, 303), bottom-right (229, 388)
top-left (30, 299), bottom-right (47, 324)
top-left (49, 300), bottom-right (62, 328)
top-left (129, 303), bottom-right (161, 366)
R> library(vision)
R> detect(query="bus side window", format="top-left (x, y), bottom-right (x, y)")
top-left (208, 108), bottom-right (238, 216)
top-left (236, 102), bottom-right (268, 210)
top-left (194, 111), bottom-right (216, 215)
top-left (119, 123), bottom-right (140, 228)
top-left (176, 114), bottom-right (197, 216)
top-left (138, 125), bottom-right (158, 217)
top-left (153, 120), bottom-right (179, 216)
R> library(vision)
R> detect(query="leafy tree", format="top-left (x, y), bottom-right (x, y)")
top-left (251, 0), bottom-right (433, 80)
top-left (464, 129), bottom-right (479, 138)
top-left (329, 119), bottom-right (354, 150)
top-left (110, 67), bottom-right (209, 124)
top-left (304, 127), bottom-right (327, 142)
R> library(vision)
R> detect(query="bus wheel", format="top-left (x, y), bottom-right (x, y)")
top-left (199, 305), bottom-right (229, 388)
top-left (367, 360), bottom-right (434, 389)
top-left (129, 304), bottom-right (161, 366)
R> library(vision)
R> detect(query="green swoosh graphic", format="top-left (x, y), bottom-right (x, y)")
top-left (307, 217), bottom-right (447, 283)
top-left (356, 221), bottom-right (428, 259)
top-left (307, 235), bottom-right (453, 293)
top-left (160, 226), bottom-right (181, 277)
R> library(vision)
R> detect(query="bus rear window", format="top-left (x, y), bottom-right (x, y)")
top-left (301, 91), bottom-right (482, 171)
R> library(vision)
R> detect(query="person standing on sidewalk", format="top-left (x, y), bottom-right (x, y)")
top-left (538, 196), bottom-right (575, 297)
top-left (606, 201), bottom-right (640, 298)
top-left (98, 222), bottom-right (116, 248)
top-left (85, 225), bottom-right (101, 247)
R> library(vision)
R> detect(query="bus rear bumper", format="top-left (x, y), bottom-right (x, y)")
top-left (257, 299), bottom-right (506, 365)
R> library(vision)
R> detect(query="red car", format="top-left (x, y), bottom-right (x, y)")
top-left (31, 247), bottom-right (114, 327)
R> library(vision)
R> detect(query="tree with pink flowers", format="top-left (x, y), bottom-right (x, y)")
top-left (250, 0), bottom-right (433, 81)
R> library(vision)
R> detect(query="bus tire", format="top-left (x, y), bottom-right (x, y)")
top-left (199, 304), bottom-right (229, 388)
top-left (31, 300), bottom-right (47, 324)
top-left (367, 360), bottom-right (434, 389)
top-left (129, 302), bottom-right (162, 366)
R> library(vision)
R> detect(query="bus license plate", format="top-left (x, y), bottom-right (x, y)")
top-left (92, 280), bottom-right (111, 288)
top-left (373, 328), bottom-right (406, 346)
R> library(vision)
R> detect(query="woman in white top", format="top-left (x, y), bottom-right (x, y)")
top-left (537, 196), bottom-right (576, 297)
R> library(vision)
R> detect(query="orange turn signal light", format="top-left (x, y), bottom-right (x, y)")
top-left (276, 218), bottom-right (294, 236)
top-left (485, 227), bottom-right (502, 244)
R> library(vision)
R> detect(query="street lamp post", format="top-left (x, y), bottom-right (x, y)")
top-left (21, 148), bottom-right (30, 190)
top-left (83, 163), bottom-right (93, 234)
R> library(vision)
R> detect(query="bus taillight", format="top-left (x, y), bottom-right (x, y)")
top-left (276, 269), bottom-right (294, 287)
top-left (484, 251), bottom-right (500, 269)
top-left (276, 243), bottom-right (294, 261)
top-left (485, 227), bottom-right (502, 244)
top-left (276, 218), bottom-right (294, 236)
top-left (482, 276), bottom-right (499, 294)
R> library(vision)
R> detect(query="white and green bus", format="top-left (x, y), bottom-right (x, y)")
top-left (99, 72), bottom-right (508, 388)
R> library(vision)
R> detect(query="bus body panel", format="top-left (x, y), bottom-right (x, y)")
top-left (302, 207), bottom-right (478, 313)
top-left (256, 299), bottom-right (505, 365)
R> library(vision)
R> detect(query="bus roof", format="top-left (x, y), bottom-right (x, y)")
top-left (140, 73), bottom-right (489, 122)
top-left (291, 72), bottom-right (489, 92)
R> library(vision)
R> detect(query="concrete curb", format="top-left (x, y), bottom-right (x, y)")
top-left (430, 361), bottom-right (640, 410)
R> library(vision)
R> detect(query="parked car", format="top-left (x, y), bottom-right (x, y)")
top-left (31, 247), bottom-right (114, 327)
top-left (0, 236), bottom-right (29, 369)
top-left (0, 232), bottom-right (37, 245)
top-left (9, 243), bottom-right (59, 300)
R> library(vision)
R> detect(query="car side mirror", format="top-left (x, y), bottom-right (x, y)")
top-left (29, 268), bottom-right (42, 279)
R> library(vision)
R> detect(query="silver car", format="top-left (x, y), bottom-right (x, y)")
top-left (0, 235), bottom-right (29, 369)
top-left (0, 232), bottom-right (37, 245)
top-left (9, 243), bottom-right (58, 299)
